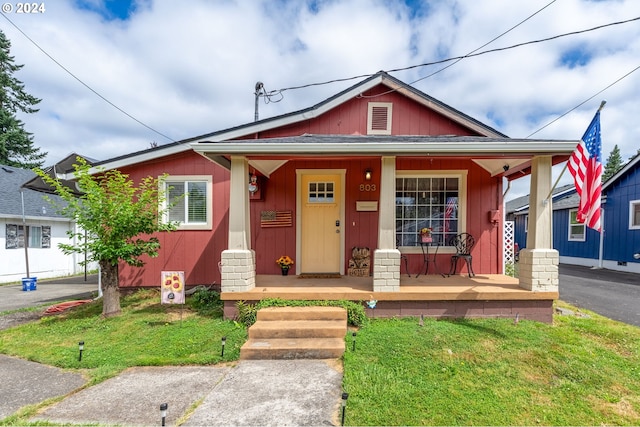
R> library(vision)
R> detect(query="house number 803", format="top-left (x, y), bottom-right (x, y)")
top-left (359, 184), bottom-right (377, 192)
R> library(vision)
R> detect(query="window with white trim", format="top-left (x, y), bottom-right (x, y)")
top-left (395, 172), bottom-right (466, 247)
top-left (367, 102), bottom-right (392, 135)
top-left (5, 224), bottom-right (50, 249)
top-left (630, 199), bottom-right (640, 229)
top-left (163, 176), bottom-right (212, 230)
top-left (569, 209), bottom-right (586, 241)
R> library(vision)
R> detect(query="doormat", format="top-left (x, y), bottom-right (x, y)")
top-left (298, 274), bottom-right (342, 279)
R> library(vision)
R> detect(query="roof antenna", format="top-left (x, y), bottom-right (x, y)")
top-left (254, 82), bottom-right (264, 122)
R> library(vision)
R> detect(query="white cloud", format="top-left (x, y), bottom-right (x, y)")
top-left (3, 0), bottom-right (639, 200)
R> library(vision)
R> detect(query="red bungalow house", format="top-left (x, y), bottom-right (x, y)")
top-left (85, 71), bottom-right (576, 322)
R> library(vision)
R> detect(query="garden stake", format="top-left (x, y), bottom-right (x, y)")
top-left (352, 332), bottom-right (356, 352)
top-left (160, 403), bottom-right (167, 426)
top-left (341, 392), bottom-right (349, 426)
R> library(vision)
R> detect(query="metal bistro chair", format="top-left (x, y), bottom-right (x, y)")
top-left (447, 233), bottom-right (476, 277)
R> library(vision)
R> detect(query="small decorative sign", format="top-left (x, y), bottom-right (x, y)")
top-left (161, 271), bottom-right (185, 304)
top-left (260, 210), bottom-right (293, 227)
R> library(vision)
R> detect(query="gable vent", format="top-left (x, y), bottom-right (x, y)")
top-left (367, 102), bottom-right (393, 135)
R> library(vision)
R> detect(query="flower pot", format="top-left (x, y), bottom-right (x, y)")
top-left (281, 268), bottom-right (289, 276)
top-left (421, 235), bottom-right (433, 243)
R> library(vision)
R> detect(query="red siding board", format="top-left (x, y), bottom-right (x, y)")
top-left (255, 88), bottom-right (481, 139)
top-left (117, 151), bottom-right (229, 288)
top-left (117, 82), bottom-right (506, 288)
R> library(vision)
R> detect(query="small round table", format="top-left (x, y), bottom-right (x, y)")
top-left (416, 241), bottom-right (445, 278)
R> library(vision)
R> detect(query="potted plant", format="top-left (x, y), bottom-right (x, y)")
top-left (276, 255), bottom-right (294, 275)
top-left (420, 227), bottom-right (433, 243)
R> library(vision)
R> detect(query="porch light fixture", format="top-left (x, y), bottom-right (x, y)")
top-left (160, 403), bottom-right (168, 426)
top-left (364, 169), bottom-right (372, 181)
top-left (341, 392), bottom-right (349, 426)
top-left (78, 341), bottom-right (84, 361)
top-left (221, 336), bottom-right (227, 357)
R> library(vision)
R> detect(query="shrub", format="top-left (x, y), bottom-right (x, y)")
top-left (188, 288), bottom-right (223, 317)
top-left (235, 298), bottom-right (368, 327)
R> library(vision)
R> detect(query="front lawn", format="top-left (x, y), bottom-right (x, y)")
top-left (1, 290), bottom-right (639, 425)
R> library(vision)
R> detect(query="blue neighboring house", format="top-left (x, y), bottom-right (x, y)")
top-left (507, 153), bottom-right (640, 274)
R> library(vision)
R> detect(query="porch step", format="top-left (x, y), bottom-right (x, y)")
top-left (248, 320), bottom-right (346, 339)
top-left (241, 306), bottom-right (347, 360)
top-left (257, 306), bottom-right (347, 322)
top-left (240, 338), bottom-right (346, 360)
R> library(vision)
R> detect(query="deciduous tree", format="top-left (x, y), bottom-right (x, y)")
top-left (36, 157), bottom-right (176, 317)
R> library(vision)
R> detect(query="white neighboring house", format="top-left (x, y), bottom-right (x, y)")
top-left (0, 164), bottom-right (91, 283)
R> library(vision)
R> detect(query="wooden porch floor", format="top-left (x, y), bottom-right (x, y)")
top-left (220, 274), bottom-right (559, 302)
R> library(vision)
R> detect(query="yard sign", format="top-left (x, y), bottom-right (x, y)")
top-left (161, 271), bottom-right (185, 304)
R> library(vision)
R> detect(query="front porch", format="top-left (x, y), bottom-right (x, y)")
top-left (221, 273), bottom-right (558, 323)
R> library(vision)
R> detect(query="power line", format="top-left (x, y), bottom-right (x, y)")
top-left (3, 8), bottom-right (638, 146)
top-left (390, 0), bottom-right (556, 90)
top-left (525, 64), bottom-right (640, 138)
top-left (359, 0), bottom-right (558, 98)
top-left (269, 16), bottom-right (640, 96)
top-left (0, 11), bottom-right (175, 143)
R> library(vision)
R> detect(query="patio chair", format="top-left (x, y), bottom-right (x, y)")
top-left (447, 233), bottom-right (476, 277)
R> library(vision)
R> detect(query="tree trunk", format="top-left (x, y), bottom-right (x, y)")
top-left (100, 260), bottom-right (121, 317)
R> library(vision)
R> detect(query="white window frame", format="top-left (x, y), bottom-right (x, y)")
top-left (629, 199), bottom-right (640, 230)
top-left (162, 175), bottom-right (213, 230)
top-left (7, 224), bottom-right (44, 249)
top-left (568, 209), bottom-right (586, 241)
top-left (367, 102), bottom-right (393, 135)
top-left (395, 170), bottom-right (467, 254)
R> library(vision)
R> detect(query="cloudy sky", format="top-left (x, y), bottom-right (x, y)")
top-left (2, 0), bottom-right (639, 200)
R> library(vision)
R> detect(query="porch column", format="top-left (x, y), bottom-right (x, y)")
top-left (519, 155), bottom-right (559, 292)
top-left (220, 156), bottom-right (256, 292)
top-left (373, 156), bottom-right (400, 291)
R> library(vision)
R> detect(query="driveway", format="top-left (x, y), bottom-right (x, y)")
top-left (559, 264), bottom-right (640, 327)
top-left (0, 275), bottom-right (99, 313)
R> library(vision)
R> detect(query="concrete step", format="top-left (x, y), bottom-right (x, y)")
top-left (240, 307), bottom-right (348, 360)
top-left (248, 319), bottom-right (347, 339)
top-left (240, 338), bottom-right (345, 360)
top-left (257, 306), bottom-right (347, 322)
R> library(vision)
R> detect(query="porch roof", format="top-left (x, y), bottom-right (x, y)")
top-left (192, 134), bottom-right (577, 178)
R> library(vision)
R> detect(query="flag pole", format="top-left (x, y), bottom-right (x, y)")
top-left (544, 100), bottom-right (606, 203)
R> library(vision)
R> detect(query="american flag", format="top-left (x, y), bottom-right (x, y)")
top-left (567, 110), bottom-right (603, 232)
top-left (444, 196), bottom-right (457, 232)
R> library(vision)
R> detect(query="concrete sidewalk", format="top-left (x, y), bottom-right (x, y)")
top-left (0, 356), bottom-right (343, 426)
top-left (0, 274), bottom-right (345, 426)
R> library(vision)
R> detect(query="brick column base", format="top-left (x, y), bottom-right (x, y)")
top-left (518, 248), bottom-right (559, 292)
top-left (373, 249), bottom-right (400, 292)
top-left (220, 249), bottom-right (256, 292)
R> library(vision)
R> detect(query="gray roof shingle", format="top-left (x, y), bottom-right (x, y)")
top-left (0, 165), bottom-right (69, 219)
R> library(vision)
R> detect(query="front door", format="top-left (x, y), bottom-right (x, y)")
top-left (299, 172), bottom-right (343, 274)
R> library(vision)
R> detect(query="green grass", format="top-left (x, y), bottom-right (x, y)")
top-left (0, 289), bottom-right (245, 385)
top-left (1, 290), bottom-right (639, 426)
top-left (342, 306), bottom-right (640, 425)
